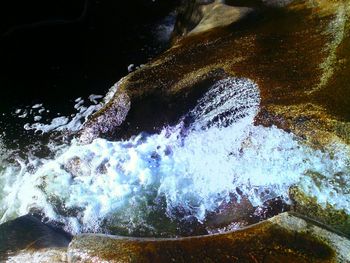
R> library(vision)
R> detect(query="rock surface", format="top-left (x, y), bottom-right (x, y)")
top-left (290, 187), bottom-right (350, 237)
top-left (6, 248), bottom-right (67, 263)
top-left (173, 0), bottom-right (253, 37)
top-left (189, 2), bottom-right (252, 36)
top-left (67, 212), bottom-right (350, 263)
top-left (0, 215), bottom-right (71, 261)
top-left (81, 0), bottom-right (350, 144)
top-left (5, 213), bottom-right (350, 262)
top-left (2, 0), bottom-right (350, 262)
top-left (79, 1), bottom-right (350, 233)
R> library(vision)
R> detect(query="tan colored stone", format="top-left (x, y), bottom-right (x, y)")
top-left (7, 248), bottom-right (67, 263)
top-left (81, 0), bottom-right (350, 144)
top-left (189, 2), bottom-right (253, 35)
top-left (67, 213), bottom-right (350, 263)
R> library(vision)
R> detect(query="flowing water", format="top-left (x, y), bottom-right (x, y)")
top-left (0, 1), bottom-right (350, 247)
top-left (0, 77), bottom-right (349, 237)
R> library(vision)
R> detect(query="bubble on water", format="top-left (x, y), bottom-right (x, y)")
top-left (22, 94), bottom-right (104, 134)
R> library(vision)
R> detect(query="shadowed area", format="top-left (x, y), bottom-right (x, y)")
top-left (0, 214), bottom-right (72, 260)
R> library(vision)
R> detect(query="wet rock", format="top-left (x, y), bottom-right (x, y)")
top-left (67, 212), bottom-right (350, 263)
top-left (290, 186), bottom-right (350, 237)
top-left (79, 88), bottom-right (131, 144)
top-left (256, 103), bottom-right (350, 147)
top-left (78, 0), bottom-right (350, 240)
top-left (81, 0), bottom-right (350, 143)
top-left (204, 196), bottom-right (256, 232)
top-left (172, 0), bottom-right (207, 37)
top-left (7, 248), bottom-right (67, 263)
top-left (262, 0), bottom-right (295, 7)
top-left (0, 214), bottom-right (72, 261)
top-left (80, 67), bottom-right (229, 142)
top-left (173, 0), bottom-right (253, 37)
top-left (189, 2), bottom-right (253, 36)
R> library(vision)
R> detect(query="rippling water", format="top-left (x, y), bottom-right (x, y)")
top-left (0, 77), bottom-right (349, 237)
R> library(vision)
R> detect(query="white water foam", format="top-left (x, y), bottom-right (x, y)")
top-left (0, 78), bottom-right (349, 235)
top-left (19, 93), bottom-right (105, 134)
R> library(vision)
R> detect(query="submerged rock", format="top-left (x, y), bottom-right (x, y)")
top-left (67, 212), bottom-right (350, 263)
top-left (0, 215), bottom-right (72, 262)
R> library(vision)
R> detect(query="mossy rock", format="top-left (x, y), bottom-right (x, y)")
top-left (290, 186), bottom-right (350, 237)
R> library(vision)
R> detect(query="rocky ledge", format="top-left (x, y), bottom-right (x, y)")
top-left (78, 0), bottom-right (350, 236)
top-left (5, 212), bottom-right (349, 262)
top-left (66, 212), bottom-right (350, 262)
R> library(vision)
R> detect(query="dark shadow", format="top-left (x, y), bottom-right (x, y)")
top-left (0, 214), bottom-right (72, 260)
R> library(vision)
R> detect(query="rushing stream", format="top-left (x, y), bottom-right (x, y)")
top-left (0, 77), bottom-right (349, 237)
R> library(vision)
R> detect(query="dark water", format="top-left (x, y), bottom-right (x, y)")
top-left (0, 0), bottom-right (179, 149)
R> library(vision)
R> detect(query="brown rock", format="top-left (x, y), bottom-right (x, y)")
top-left (290, 186), bottom-right (350, 237)
top-left (80, 0), bottom-right (350, 146)
top-left (67, 213), bottom-right (350, 263)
